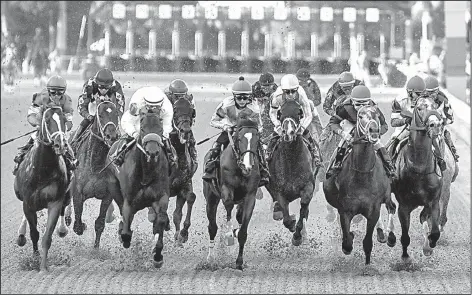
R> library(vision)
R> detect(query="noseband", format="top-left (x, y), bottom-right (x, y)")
top-left (39, 107), bottom-right (66, 146)
top-left (90, 101), bottom-right (118, 147)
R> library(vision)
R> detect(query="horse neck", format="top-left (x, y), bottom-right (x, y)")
top-left (405, 130), bottom-right (435, 172)
top-left (278, 136), bottom-right (309, 164)
top-left (172, 136), bottom-right (190, 171)
top-left (32, 140), bottom-right (62, 182)
top-left (134, 144), bottom-right (167, 185)
top-left (84, 119), bottom-right (109, 170)
top-left (350, 141), bottom-right (376, 173)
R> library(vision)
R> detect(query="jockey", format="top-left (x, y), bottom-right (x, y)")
top-left (202, 76), bottom-right (270, 186)
top-left (325, 85), bottom-right (397, 179)
top-left (296, 68), bottom-right (323, 138)
top-left (323, 71), bottom-right (364, 117)
top-left (266, 74), bottom-right (323, 171)
top-left (112, 86), bottom-right (177, 169)
top-left (423, 76), bottom-right (459, 164)
top-left (72, 68), bottom-right (125, 144)
top-left (386, 75), bottom-right (431, 164)
top-left (164, 78), bottom-right (198, 171)
top-left (251, 72), bottom-right (278, 143)
top-left (12, 75), bottom-right (77, 177)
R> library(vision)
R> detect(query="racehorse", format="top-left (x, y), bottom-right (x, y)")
top-left (106, 105), bottom-right (170, 268)
top-left (323, 106), bottom-right (397, 265)
top-left (265, 100), bottom-right (319, 246)
top-left (14, 106), bottom-right (71, 271)
top-left (68, 100), bottom-right (121, 248)
top-left (147, 97), bottom-right (198, 244)
top-left (204, 116), bottom-right (262, 270)
top-left (391, 96), bottom-right (447, 260)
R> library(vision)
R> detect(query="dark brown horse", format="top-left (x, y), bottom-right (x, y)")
top-left (392, 96), bottom-right (444, 261)
top-left (106, 106), bottom-right (170, 268)
top-left (323, 106), bottom-right (397, 265)
top-left (68, 100), bottom-right (121, 248)
top-left (265, 100), bottom-right (318, 246)
top-left (203, 118), bottom-right (261, 270)
top-left (14, 106), bottom-right (70, 271)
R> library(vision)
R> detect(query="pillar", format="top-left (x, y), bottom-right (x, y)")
top-left (444, 1), bottom-right (467, 101)
top-left (125, 20), bottom-right (135, 70)
top-left (194, 28), bottom-right (203, 71)
top-left (218, 29), bottom-right (227, 72)
top-left (404, 19), bottom-right (413, 59)
top-left (172, 20), bottom-right (180, 71)
top-left (56, 1), bottom-right (67, 70)
top-left (103, 23), bottom-right (111, 67)
top-left (241, 23), bottom-right (250, 73)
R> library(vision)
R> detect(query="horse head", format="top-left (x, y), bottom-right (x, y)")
top-left (355, 105), bottom-right (381, 144)
top-left (139, 105), bottom-right (164, 162)
top-left (172, 98), bottom-right (195, 144)
top-left (234, 118), bottom-right (260, 176)
top-left (411, 96), bottom-right (443, 140)
top-left (40, 106), bottom-right (68, 155)
top-left (279, 100), bottom-right (302, 142)
top-left (93, 99), bottom-right (120, 147)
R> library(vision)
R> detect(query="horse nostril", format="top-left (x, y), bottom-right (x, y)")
top-left (429, 123), bottom-right (435, 128)
top-left (105, 134), bottom-right (111, 140)
top-left (53, 143), bottom-right (60, 149)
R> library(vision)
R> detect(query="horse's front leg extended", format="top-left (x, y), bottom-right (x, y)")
top-left (221, 185), bottom-right (236, 246)
top-left (293, 185), bottom-right (313, 246)
top-left (339, 211), bottom-right (354, 255)
top-left (152, 195), bottom-right (169, 268)
top-left (120, 199), bottom-right (134, 249)
top-left (235, 194), bottom-right (256, 270)
top-left (41, 201), bottom-right (62, 271)
top-left (428, 199), bottom-right (441, 248)
top-left (278, 197), bottom-right (295, 232)
top-left (180, 190), bottom-right (196, 244)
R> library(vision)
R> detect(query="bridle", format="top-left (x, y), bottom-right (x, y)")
top-left (410, 100), bottom-right (443, 139)
top-left (90, 100), bottom-right (119, 147)
top-left (38, 106), bottom-right (66, 148)
top-left (137, 111), bottom-right (164, 162)
top-left (354, 106), bottom-right (380, 144)
top-left (229, 126), bottom-right (259, 172)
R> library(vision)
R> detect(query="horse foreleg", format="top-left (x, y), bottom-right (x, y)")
top-left (94, 197), bottom-right (113, 249)
top-left (64, 189), bottom-right (72, 226)
top-left (221, 186), bottom-right (236, 246)
top-left (41, 201), bottom-right (62, 272)
top-left (105, 202), bottom-right (115, 224)
top-left (428, 200), bottom-right (441, 249)
top-left (17, 215), bottom-right (28, 246)
top-left (120, 199), bottom-right (134, 249)
top-left (205, 192), bottom-right (220, 264)
top-left (151, 195), bottom-right (170, 269)
top-left (72, 192), bottom-right (87, 235)
top-left (375, 207), bottom-right (387, 243)
top-left (235, 194), bottom-right (256, 270)
top-left (339, 211), bottom-right (354, 255)
top-left (364, 207), bottom-right (380, 265)
top-left (385, 195), bottom-right (397, 247)
top-left (24, 204), bottom-right (39, 255)
top-left (293, 187), bottom-right (312, 246)
top-left (398, 205), bottom-right (412, 262)
top-left (173, 193), bottom-right (186, 243)
top-left (180, 191), bottom-right (196, 244)
top-left (55, 204), bottom-right (69, 238)
top-left (279, 197), bottom-right (295, 233)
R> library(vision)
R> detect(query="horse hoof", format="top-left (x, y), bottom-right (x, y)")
top-left (224, 232), bottom-right (235, 246)
top-left (17, 234), bottom-right (26, 247)
top-left (423, 247), bottom-right (433, 257)
top-left (236, 264), bottom-right (243, 271)
top-left (148, 213), bottom-right (156, 223)
top-left (153, 259), bottom-right (164, 269)
top-left (401, 256), bottom-right (412, 264)
top-left (105, 214), bottom-right (115, 224)
top-left (273, 211), bottom-right (283, 221)
top-left (65, 216), bottom-right (72, 227)
top-left (342, 248), bottom-right (352, 255)
top-left (387, 232), bottom-right (397, 247)
top-left (376, 228), bottom-right (387, 243)
top-left (56, 227), bottom-right (68, 238)
top-left (292, 235), bottom-right (303, 246)
top-left (123, 241), bottom-right (131, 249)
top-left (352, 214), bottom-right (363, 224)
top-left (178, 233), bottom-right (188, 244)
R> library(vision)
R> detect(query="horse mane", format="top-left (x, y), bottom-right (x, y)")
top-left (280, 100), bottom-right (301, 120)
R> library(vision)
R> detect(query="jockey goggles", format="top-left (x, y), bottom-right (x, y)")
top-left (283, 88), bottom-right (298, 94)
top-left (48, 89), bottom-right (65, 96)
top-left (234, 93), bottom-right (251, 101)
top-left (98, 84), bottom-right (112, 90)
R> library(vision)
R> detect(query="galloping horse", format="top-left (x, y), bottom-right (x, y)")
top-left (106, 105), bottom-right (170, 268)
top-left (323, 106), bottom-right (397, 265)
top-left (265, 100), bottom-right (318, 246)
top-left (168, 97), bottom-right (197, 244)
top-left (14, 107), bottom-right (71, 271)
top-left (204, 117), bottom-right (261, 270)
top-left (392, 96), bottom-right (446, 260)
top-left (68, 99), bottom-right (121, 248)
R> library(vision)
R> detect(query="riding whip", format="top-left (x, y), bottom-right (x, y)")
top-left (1, 130), bottom-right (37, 146)
top-left (99, 138), bottom-right (136, 174)
top-left (196, 132), bottom-right (222, 145)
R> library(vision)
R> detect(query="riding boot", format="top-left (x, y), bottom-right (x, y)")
top-left (432, 138), bottom-right (447, 172)
top-left (444, 129), bottom-right (459, 162)
top-left (377, 147), bottom-right (398, 179)
top-left (113, 137), bottom-right (134, 166)
top-left (202, 143), bottom-right (222, 182)
top-left (13, 136), bottom-right (35, 175)
top-left (164, 138), bottom-right (178, 175)
top-left (303, 132), bottom-right (323, 169)
top-left (63, 144), bottom-right (78, 171)
top-left (71, 118), bottom-right (92, 147)
top-left (326, 147), bottom-right (346, 178)
top-left (266, 133), bottom-right (279, 162)
top-left (387, 137), bottom-right (400, 158)
top-left (188, 136), bottom-right (198, 174)
top-left (258, 144), bottom-right (270, 187)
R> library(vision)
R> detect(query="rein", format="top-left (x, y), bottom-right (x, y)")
top-left (89, 101), bottom-right (118, 147)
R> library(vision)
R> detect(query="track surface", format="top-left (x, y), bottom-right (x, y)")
top-left (1, 73), bottom-right (470, 294)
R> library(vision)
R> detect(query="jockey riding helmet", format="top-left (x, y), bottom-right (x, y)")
top-left (338, 71), bottom-right (355, 95)
top-left (296, 68), bottom-right (311, 81)
top-left (259, 73), bottom-right (275, 86)
top-left (47, 75), bottom-right (67, 91)
top-left (169, 79), bottom-right (188, 95)
top-left (406, 75), bottom-right (426, 104)
top-left (424, 76), bottom-right (440, 98)
top-left (232, 76), bottom-right (252, 108)
top-left (94, 68), bottom-right (114, 89)
top-left (281, 74), bottom-right (299, 100)
top-left (351, 85), bottom-right (372, 111)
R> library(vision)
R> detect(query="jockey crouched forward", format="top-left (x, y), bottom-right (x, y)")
top-left (112, 86), bottom-right (177, 172)
top-left (266, 74), bottom-right (323, 174)
top-left (165, 79), bottom-right (198, 173)
top-left (202, 76), bottom-right (270, 187)
top-left (13, 75), bottom-right (77, 178)
top-left (71, 68), bottom-right (125, 146)
top-left (325, 85), bottom-right (397, 179)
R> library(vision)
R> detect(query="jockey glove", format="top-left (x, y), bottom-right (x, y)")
top-left (65, 121), bottom-right (73, 131)
top-left (275, 125), bottom-right (283, 136)
top-left (404, 117), bottom-right (412, 125)
top-left (132, 131), bottom-right (139, 139)
top-left (342, 131), bottom-right (352, 141)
